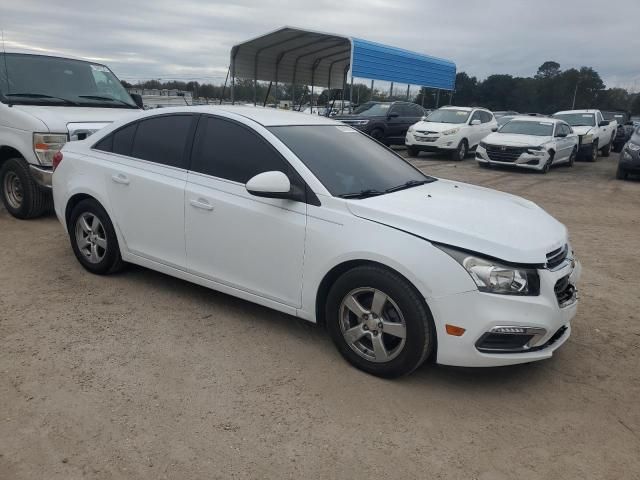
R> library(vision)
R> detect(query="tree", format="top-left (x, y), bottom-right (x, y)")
top-left (535, 61), bottom-right (561, 79)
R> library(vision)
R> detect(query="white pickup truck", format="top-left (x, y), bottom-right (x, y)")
top-left (0, 50), bottom-right (143, 218)
top-left (552, 109), bottom-right (617, 162)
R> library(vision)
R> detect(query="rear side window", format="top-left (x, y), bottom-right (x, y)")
top-left (480, 111), bottom-right (493, 123)
top-left (190, 116), bottom-right (291, 183)
top-left (130, 115), bottom-right (195, 168)
top-left (112, 123), bottom-right (137, 156)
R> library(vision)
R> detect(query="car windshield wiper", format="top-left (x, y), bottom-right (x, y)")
top-left (78, 95), bottom-right (136, 107)
top-left (338, 189), bottom-right (385, 199)
top-left (5, 93), bottom-right (79, 105)
top-left (385, 179), bottom-right (431, 193)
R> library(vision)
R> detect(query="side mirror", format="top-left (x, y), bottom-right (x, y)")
top-left (246, 171), bottom-right (292, 199)
top-left (598, 120), bottom-right (610, 127)
top-left (130, 93), bottom-right (144, 109)
top-left (491, 127), bottom-right (498, 132)
top-left (471, 119), bottom-right (481, 126)
top-left (556, 132), bottom-right (568, 138)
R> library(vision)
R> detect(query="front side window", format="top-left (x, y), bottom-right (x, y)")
top-left (268, 125), bottom-right (434, 197)
top-left (191, 116), bottom-right (291, 183)
top-left (130, 115), bottom-right (195, 168)
top-left (0, 53), bottom-right (137, 108)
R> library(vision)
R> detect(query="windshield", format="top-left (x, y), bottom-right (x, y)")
top-left (497, 116), bottom-right (515, 127)
top-left (552, 113), bottom-right (595, 127)
top-left (352, 102), bottom-right (392, 116)
top-left (498, 120), bottom-right (554, 136)
top-left (0, 53), bottom-right (137, 108)
top-left (425, 109), bottom-right (470, 124)
top-left (268, 125), bottom-right (434, 197)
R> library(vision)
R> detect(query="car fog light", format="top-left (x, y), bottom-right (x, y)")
top-left (493, 327), bottom-right (527, 334)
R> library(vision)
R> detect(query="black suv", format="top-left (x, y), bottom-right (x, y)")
top-left (333, 101), bottom-right (425, 145)
top-left (603, 111), bottom-right (635, 152)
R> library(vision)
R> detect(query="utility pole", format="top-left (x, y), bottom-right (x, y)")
top-left (572, 80), bottom-right (579, 109)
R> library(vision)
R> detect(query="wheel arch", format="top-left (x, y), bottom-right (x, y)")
top-left (65, 193), bottom-right (98, 229)
top-left (0, 146), bottom-right (25, 168)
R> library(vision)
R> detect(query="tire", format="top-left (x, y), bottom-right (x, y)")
top-left (369, 128), bottom-right (384, 143)
top-left (588, 141), bottom-right (598, 162)
top-left (326, 265), bottom-right (435, 378)
top-left (68, 199), bottom-right (124, 275)
top-left (451, 139), bottom-right (468, 161)
top-left (406, 146), bottom-right (419, 158)
top-left (567, 148), bottom-right (576, 167)
top-left (0, 157), bottom-right (52, 219)
top-left (601, 138), bottom-right (611, 157)
top-left (616, 166), bottom-right (628, 180)
top-left (540, 154), bottom-right (553, 174)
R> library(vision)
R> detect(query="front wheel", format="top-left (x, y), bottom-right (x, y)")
top-left (326, 265), bottom-right (435, 378)
top-left (601, 138), bottom-right (612, 157)
top-left (567, 148), bottom-right (576, 167)
top-left (0, 158), bottom-right (52, 219)
top-left (68, 199), bottom-right (124, 275)
top-left (451, 139), bottom-right (468, 161)
top-left (406, 146), bottom-right (419, 157)
top-left (588, 141), bottom-right (598, 162)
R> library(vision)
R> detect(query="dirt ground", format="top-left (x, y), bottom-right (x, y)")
top-left (1, 151), bottom-right (639, 480)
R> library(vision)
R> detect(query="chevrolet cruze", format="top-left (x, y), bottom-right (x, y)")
top-left (52, 106), bottom-right (581, 378)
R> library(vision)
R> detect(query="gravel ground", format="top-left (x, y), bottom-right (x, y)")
top-left (1, 151), bottom-right (639, 479)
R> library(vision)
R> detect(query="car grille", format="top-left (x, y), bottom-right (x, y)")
top-left (485, 145), bottom-right (528, 162)
top-left (415, 130), bottom-right (438, 135)
top-left (554, 275), bottom-right (576, 307)
top-left (546, 244), bottom-right (568, 269)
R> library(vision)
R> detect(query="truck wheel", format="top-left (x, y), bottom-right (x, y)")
top-left (588, 141), bottom-right (598, 162)
top-left (0, 158), bottom-right (52, 219)
top-left (601, 138), bottom-right (611, 157)
top-left (406, 146), bottom-right (419, 157)
top-left (451, 139), bottom-right (468, 161)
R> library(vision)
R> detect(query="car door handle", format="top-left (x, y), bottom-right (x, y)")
top-left (189, 198), bottom-right (214, 211)
top-left (111, 173), bottom-right (130, 185)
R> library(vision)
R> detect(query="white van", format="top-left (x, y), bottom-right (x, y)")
top-left (0, 50), bottom-right (142, 218)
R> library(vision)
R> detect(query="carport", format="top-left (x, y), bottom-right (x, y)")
top-left (228, 26), bottom-right (456, 110)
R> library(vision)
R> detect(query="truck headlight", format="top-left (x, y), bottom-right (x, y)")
top-left (442, 127), bottom-right (460, 135)
top-left (33, 133), bottom-right (68, 166)
top-left (580, 134), bottom-right (593, 144)
top-left (436, 245), bottom-right (540, 296)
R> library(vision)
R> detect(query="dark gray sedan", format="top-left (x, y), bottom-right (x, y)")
top-left (617, 127), bottom-right (640, 180)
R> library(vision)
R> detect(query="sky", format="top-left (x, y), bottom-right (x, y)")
top-left (2, 0), bottom-right (640, 91)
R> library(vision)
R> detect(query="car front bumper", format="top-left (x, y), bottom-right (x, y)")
top-left (430, 258), bottom-right (581, 367)
top-left (619, 149), bottom-right (640, 172)
top-left (475, 145), bottom-right (549, 171)
top-left (29, 164), bottom-right (53, 189)
top-left (405, 131), bottom-right (459, 151)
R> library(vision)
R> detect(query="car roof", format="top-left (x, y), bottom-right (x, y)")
top-left (506, 116), bottom-right (562, 123)
top-left (122, 105), bottom-right (344, 127)
top-left (554, 109), bottom-right (598, 115)
top-left (440, 106), bottom-right (474, 111)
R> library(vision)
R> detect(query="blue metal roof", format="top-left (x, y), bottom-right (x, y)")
top-left (231, 27), bottom-right (457, 92)
top-left (351, 38), bottom-right (456, 90)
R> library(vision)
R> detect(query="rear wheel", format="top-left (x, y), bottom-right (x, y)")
top-left (68, 199), bottom-right (124, 275)
top-left (326, 265), bottom-right (435, 378)
top-left (0, 158), bottom-right (51, 219)
top-left (451, 139), bottom-right (468, 161)
top-left (406, 146), bottom-right (419, 157)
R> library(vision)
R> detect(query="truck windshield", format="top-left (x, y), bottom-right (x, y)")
top-left (0, 53), bottom-right (137, 108)
top-left (552, 113), bottom-right (595, 127)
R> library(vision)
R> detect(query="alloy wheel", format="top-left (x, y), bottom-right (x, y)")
top-left (3, 171), bottom-right (23, 209)
top-left (75, 213), bottom-right (108, 264)
top-left (339, 287), bottom-right (407, 363)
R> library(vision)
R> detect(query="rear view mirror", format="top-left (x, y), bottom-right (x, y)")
top-left (599, 120), bottom-right (610, 127)
top-left (246, 171), bottom-right (291, 198)
top-left (471, 119), bottom-right (481, 126)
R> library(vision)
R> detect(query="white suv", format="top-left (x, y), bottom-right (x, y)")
top-left (53, 106), bottom-right (580, 378)
top-left (405, 107), bottom-right (497, 160)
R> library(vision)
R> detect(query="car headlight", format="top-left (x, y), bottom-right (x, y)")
top-left (349, 120), bottom-right (369, 126)
top-left (436, 245), bottom-right (540, 296)
top-left (408, 124), bottom-right (415, 132)
top-left (33, 133), bottom-right (68, 166)
top-left (626, 142), bottom-right (640, 152)
top-left (479, 141), bottom-right (487, 149)
top-left (580, 133), bottom-right (593, 144)
top-left (442, 127), bottom-right (460, 135)
top-left (526, 145), bottom-right (547, 156)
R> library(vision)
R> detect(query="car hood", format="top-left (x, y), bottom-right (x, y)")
top-left (333, 114), bottom-right (384, 121)
top-left (346, 180), bottom-right (567, 264)
top-left (571, 126), bottom-right (594, 135)
top-left (483, 132), bottom-right (550, 147)
top-left (411, 121), bottom-right (466, 133)
top-left (12, 105), bottom-right (139, 133)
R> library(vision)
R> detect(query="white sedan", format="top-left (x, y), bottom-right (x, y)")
top-left (476, 117), bottom-right (578, 173)
top-left (52, 106), bottom-right (580, 377)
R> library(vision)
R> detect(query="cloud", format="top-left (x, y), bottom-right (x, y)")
top-left (2, 0), bottom-right (639, 90)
